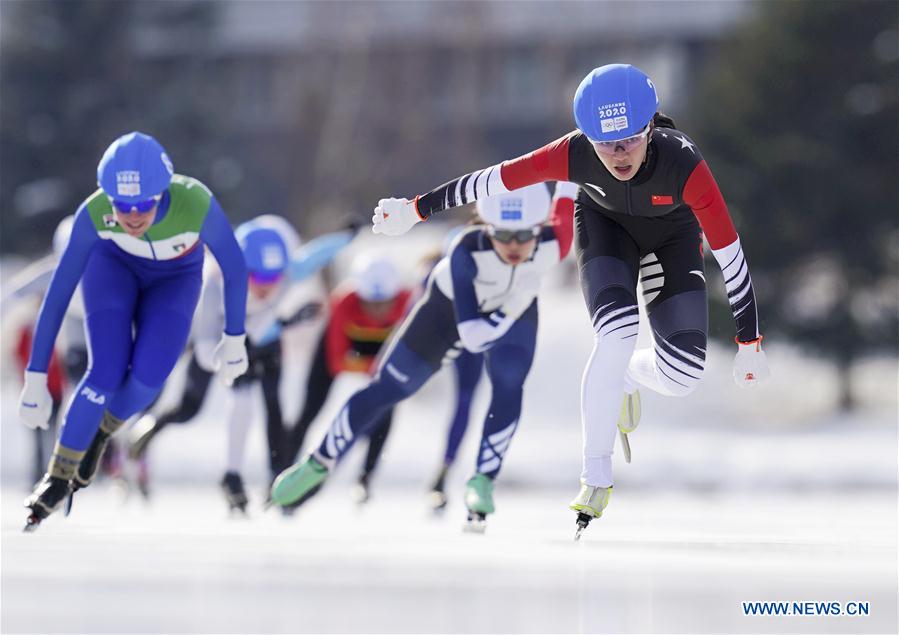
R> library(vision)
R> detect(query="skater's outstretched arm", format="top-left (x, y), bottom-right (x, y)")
top-left (372, 134), bottom-right (574, 236)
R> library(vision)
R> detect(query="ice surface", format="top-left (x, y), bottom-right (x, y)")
top-left (1, 237), bottom-right (897, 634)
top-left (1, 486), bottom-right (896, 634)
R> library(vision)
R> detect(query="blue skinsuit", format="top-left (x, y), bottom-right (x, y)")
top-left (27, 179), bottom-right (247, 451)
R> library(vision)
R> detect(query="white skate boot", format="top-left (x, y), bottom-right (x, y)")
top-left (569, 483), bottom-right (612, 540)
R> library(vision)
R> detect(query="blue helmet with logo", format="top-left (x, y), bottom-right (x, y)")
top-left (236, 223), bottom-right (289, 284)
top-left (97, 132), bottom-right (174, 203)
top-left (573, 64), bottom-right (659, 142)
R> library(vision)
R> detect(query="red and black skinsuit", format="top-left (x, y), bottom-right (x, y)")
top-left (287, 287), bottom-right (412, 480)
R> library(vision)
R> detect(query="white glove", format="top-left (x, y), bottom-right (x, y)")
top-left (733, 336), bottom-right (770, 388)
top-left (212, 333), bottom-right (248, 387)
top-left (457, 311), bottom-right (516, 353)
top-left (18, 370), bottom-right (53, 430)
top-left (372, 197), bottom-right (423, 237)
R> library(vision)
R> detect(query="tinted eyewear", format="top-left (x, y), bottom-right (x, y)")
top-left (109, 194), bottom-right (162, 214)
top-left (488, 226), bottom-right (540, 244)
top-left (591, 124), bottom-right (652, 155)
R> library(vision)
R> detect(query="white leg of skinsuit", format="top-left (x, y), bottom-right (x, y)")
top-left (226, 383), bottom-right (258, 474)
top-left (626, 343), bottom-right (704, 398)
top-left (580, 304), bottom-right (640, 487)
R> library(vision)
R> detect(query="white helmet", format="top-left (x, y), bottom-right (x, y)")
top-left (475, 183), bottom-right (551, 230)
top-left (351, 254), bottom-right (402, 302)
top-left (53, 215), bottom-right (75, 257)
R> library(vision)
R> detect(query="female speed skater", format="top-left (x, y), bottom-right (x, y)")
top-left (194, 214), bottom-right (355, 512)
top-left (17, 131), bottom-right (249, 530)
top-left (284, 252), bottom-right (413, 505)
top-left (270, 181), bottom-right (579, 531)
top-left (366, 63), bottom-right (770, 538)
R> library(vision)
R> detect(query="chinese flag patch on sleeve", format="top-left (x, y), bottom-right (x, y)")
top-left (651, 194), bottom-right (674, 206)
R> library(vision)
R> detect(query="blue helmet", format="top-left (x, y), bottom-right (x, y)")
top-left (97, 132), bottom-right (174, 202)
top-left (573, 64), bottom-right (659, 142)
top-left (236, 224), bottom-right (289, 284)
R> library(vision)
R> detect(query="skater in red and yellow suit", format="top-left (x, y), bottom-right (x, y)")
top-left (286, 254), bottom-right (412, 502)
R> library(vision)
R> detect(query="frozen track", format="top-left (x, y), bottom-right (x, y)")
top-left (2, 485), bottom-right (896, 634)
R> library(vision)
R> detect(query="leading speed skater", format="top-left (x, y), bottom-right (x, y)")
top-left (368, 63), bottom-right (771, 537)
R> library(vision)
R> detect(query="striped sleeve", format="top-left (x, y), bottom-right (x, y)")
top-left (415, 135), bottom-right (571, 218)
top-left (710, 238), bottom-right (760, 342)
top-left (683, 159), bottom-right (760, 342)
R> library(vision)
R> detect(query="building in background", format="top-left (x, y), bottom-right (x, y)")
top-left (1, 0), bottom-right (752, 246)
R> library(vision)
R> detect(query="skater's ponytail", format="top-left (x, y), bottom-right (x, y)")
top-left (652, 112), bottom-right (677, 130)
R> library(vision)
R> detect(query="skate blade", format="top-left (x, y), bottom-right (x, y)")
top-left (574, 512), bottom-right (593, 541)
top-left (278, 484), bottom-right (323, 512)
top-left (463, 512), bottom-right (488, 534)
top-left (23, 514), bottom-right (42, 533)
top-left (619, 430), bottom-right (631, 463)
top-left (63, 492), bottom-right (74, 517)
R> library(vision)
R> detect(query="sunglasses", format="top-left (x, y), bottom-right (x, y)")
top-left (109, 194), bottom-right (162, 214)
top-left (249, 270), bottom-right (284, 285)
top-left (488, 225), bottom-right (540, 244)
top-left (591, 124), bottom-right (652, 156)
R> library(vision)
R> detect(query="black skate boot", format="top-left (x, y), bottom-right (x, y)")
top-left (74, 412), bottom-right (127, 491)
top-left (24, 442), bottom-right (85, 530)
top-left (24, 475), bottom-right (74, 532)
top-left (221, 472), bottom-right (249, 514)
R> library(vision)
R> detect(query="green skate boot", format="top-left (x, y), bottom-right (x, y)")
top-left (617, 391), bottom-right (641, 463)
top-left (270, 456), bottom-right (329, 510)
top-left (569, 483), bottom-right (612, 540)
top-left (463, 474), bottom-right (495, 533)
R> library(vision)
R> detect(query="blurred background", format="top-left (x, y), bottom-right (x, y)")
top-left (2, 0), bottom-right (896, 407)
top-left (1, 0), bottom-right (896, 485)
top-left (0, 2), bottom-right (896, 633)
